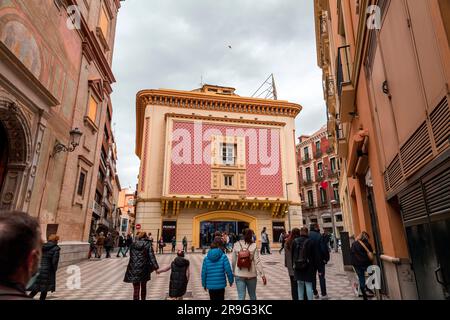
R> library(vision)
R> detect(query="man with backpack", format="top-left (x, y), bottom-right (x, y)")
top-left (231, 229), bottom-right (267, 300)
top-left (309, 224), bottom-right (329, 299)
top-left (292, 227), bottom-right (317, 300)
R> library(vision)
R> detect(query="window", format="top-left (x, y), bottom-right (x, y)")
top-left (311, 217), bottom-right (318, 223)
top-left (307, 190), bottom-right (314, 207)
top-left (306, 167), bottom-right (312, 181)
top-left (127, 199), bottom-right (134, 206)
top-left (323, 216), bottom-right (332, 223)
top-left (272, 222), bottom-right (285, 243)
top-left (221, 143), bottom-right (236, 165)
top-left (224, 175), bottom-right (233, 187)
top-left (335, 214), bottom-right (343, 222)
top-left (304, 147), bottom-right (309, 160)
top-left (330, 158), bottom-right (337, 172)
top-left (333, 183), bottom-right (339, 201)
top-left (318, 162), bottom-right (323, 177)
top-left (162, 221), bottom-right (176, 243)
top-left (77, 171), bottom-right (86, 196)
top-left (99, 4), bottom-right (109, 38)
top-left (320, 188), bottom-right (327, 205)
top-left (87, 95), bottom-right (98, 123)
top-left (315, 141), bottom-right (321, 152)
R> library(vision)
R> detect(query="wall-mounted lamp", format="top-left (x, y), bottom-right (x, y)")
top-left (53, 128), bottom-right (83, 156)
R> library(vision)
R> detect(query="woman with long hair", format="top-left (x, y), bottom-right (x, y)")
top-left (284, 228), bottom-right (301, 300)
top-left (350, 231), bottom-right (374, 300)
top-left (124, 232), bottom-right (159, 300)
top-left (231, 229), bottom-right (267, 300)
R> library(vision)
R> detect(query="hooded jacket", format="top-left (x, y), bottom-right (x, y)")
top-left (201, 248), bottom-right (234, 290)
top-left (28, 241), bottom-right (60, 292)
top-left (169, 256), bottom-right (190, 298)
top-left (124, 239), bottom-right (159, 283)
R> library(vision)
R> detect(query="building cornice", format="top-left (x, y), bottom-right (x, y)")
top-left (136, 89), bottom-right (302, 157)
top-left (165, 113), bottom-right (286, 127)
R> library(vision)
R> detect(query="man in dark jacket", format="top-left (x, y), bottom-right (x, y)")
top-left (104, 233), bottom-right (114, 258)
top-left (309, 224), bottom-right (328, 299)
top-left (351, 231), bottom-right (374, 300)
top-left (292, 227), bottom-right (318, 301)
top-left (116, 235), bottom-right (127, 258)
top-left (28, 234), bottom-right (60, 300)
top-left (0, 211), bottom-right (42, 300)
top-left (124, 232), bottom-right (159, 300)
top-left (157, 249), bottom-right (190, 299)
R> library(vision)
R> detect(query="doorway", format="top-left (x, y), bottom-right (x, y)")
top-left (200, 221), bottom-right (249, 247)
top-left (0, 122), bottom-right (8, 194)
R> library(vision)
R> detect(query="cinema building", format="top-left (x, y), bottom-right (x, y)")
top-left (135, 85), bottom-right (303, 249)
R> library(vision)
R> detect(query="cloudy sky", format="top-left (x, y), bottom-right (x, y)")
top-left (110, 0), bottom-right (326, 189)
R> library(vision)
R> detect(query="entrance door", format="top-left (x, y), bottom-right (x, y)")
top-left (400, 158), bottom-right (450, 300)
top-left (0, 122), bottom-right (8, 193)
top-left (200, 221), bottom-right (249, 247)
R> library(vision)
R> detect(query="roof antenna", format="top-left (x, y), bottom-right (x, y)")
top-left (252, 73), bottom-right (278, 100)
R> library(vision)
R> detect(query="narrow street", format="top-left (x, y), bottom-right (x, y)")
top-left (48, 251), bottom-right (357, 300)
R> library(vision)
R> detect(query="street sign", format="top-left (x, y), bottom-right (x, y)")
top-left (136, 224), bottom-right (141, 230)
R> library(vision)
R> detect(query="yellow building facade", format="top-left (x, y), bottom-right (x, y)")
top-left (135, 85), bottom-right (303, 249)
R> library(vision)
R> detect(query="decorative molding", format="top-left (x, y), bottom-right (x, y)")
top-left (165, 113), bottom-right (286, 127)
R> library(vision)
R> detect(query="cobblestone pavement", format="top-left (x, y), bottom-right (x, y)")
top-left (45, 250), bottom-right (358, 300)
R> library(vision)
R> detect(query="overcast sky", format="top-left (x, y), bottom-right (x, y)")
top-left (110, 0), bottom-right (326, 190)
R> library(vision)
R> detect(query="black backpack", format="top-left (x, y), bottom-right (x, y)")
top-left (294, 239), bottom-right (310, 271)
top-left (319, 235), bottom-right (331, 263)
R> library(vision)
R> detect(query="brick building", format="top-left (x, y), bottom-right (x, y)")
top-left (0, 0), bottom-right (122, 264)
top-left (297, 125), bottom-right (343, 235)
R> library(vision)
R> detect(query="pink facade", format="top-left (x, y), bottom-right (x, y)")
top-left (169, 121), bottom-right (283, 197)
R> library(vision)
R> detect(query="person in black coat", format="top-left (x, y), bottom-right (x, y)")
top-left (28, 235), bottom-right (61, 300)
top-left (350, 231), bottom-right (374, 300)
top-left (104, 233), bottom-right (114, 258)
top-left (116, 235), bottom-right (127, 258)
top-left (124, 232), bottom-right (159, 300)
top-left (291, 227), bottom-right (318, 301)
top-left (157, 249), bottom-right (190, 300)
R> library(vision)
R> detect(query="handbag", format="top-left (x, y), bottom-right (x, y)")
top-left (358, 240), bottom-right (374, 262)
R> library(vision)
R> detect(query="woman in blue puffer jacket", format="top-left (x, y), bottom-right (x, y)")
top-left (201, 245), bottom-right (234, 300)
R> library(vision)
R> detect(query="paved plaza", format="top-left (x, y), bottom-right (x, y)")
top-left (43, 250), bottom-right (359, 300)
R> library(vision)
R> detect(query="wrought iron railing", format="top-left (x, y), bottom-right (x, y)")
top-left (337, 45), bottom-right (352, 96)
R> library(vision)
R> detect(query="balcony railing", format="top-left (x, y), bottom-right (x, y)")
top-left (303, 178), bottom-right (313, 186)
top-left (302, 155), bottom-right (311, 164)
top-left (337, 45), bottom-right (352, 97)
top-left (93, 201), bottom-right (102, 216)
top-left (314, 150), bottom-right (323, 159)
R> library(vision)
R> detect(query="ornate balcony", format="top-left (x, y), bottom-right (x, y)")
top-left (337, 45), bottom-right (356, 123)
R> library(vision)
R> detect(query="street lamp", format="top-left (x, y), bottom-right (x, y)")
top-left (53, 128), bottom-right (83, 156)
top-left (330, 199), bottom-right (339, 252)
top-left (285, 182), bottom-right (293, 231)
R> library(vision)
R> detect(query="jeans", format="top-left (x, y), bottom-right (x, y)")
top-left (297, 281), bottom-right (313, 301)
top-left (123, 246), bottom-right (130, 256)
top-left (313, 264), bottom-right (327, 296)
top-left (209, 289), bottom-right (225, 300)
top-left (29, 290), bottom-right (48, 301)
top-left (355, 266), bottom-right (368, 300)
top-left (116, 247), bottom-right (127, 257)
top-left (235, 277), bottom-right (257, 300)
top-left (260, 243), bottom-right (270, 254)
top-left (289, 276), bottom-right (298, 300)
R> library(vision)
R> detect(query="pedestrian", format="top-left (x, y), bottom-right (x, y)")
top-left (158, 236), bottom-right (165, 254)
top-left (350, 231), bottom-right (375, 300)
top-left (148, 232), bottom-right (154, 248)
top-left (116, 234), bottom-right (127, 257)
top-left (201, 243), bottom-right (234, 300)
top-left (104, 232), bottom-right (113, 258)
top-left (309, 224), bottom-right (328, 299)
top-left (213, 231), bottom-right (225, 252)
top-left (123, 233), bottom-right (133, 256)
top-left (279, 230), bottom-right (287, 254)
top-left (292, 227), bottom-right (317, 300)
top-left (171, 236), bottom-right (177, 253)
top-left (88, 234), bottom-right (97, 259)
top-left (260, 227), bottom-right (270, 255)
top-left (232, 228), bottom-right (266, 300)
top-left (96, 232), bottom-right (105, 258)
top-left (157, 249), bottom-right (190, 300)
top-left (0, 211), bottom-right (42, 300)
top-left (124, 232), bottom-right (159, 300)
top-left (28, 234), bottom-right (60, 300)
top-left (284, 228), bottom-right (301, 300)
top-left (182, 236), bottom-right (188, 253)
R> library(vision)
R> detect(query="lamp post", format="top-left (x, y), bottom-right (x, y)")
top-left (285, 182), bottom-right (293, 231)
top-left (53, 128), bottom-right (83, 156)
top-left (330, 199), bottom-right (338, 252)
